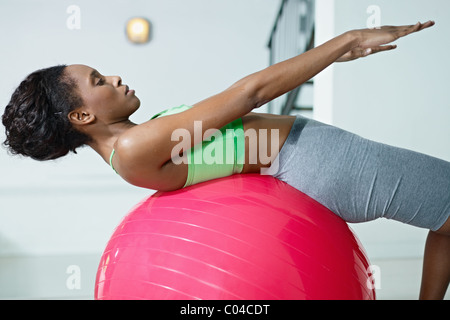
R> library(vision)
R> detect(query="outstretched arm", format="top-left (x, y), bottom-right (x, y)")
top-left (167, 21), bottom-right (435, 140)
top-left (247, 21), bottom-right (435, 102)
top-left (114, 21), bottom-right (435, 190)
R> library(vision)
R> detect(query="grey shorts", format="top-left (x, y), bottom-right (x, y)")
top-left (269, 116), bottom-right (450, 231)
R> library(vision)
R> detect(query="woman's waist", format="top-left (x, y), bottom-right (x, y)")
top-left (240, 113), bottom-right (296, 173)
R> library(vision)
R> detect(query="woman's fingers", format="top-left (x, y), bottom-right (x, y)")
top-left (381, 21), bottom-right (435, 40)
top-left (340, 44), bottom-right (397, 62)
top-left (370, 44), bottom-right (397, 55)
top-left (400, 20), bottom-right (435, 37)
top-left (357, 45), bottom-right (397, 59)
top-left (419, 20), bottom-right (436, 30)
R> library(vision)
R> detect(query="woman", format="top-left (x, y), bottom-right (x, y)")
top-left (3, 21), bottom-right (449, 299)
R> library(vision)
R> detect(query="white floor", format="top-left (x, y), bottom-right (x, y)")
top-left (1, 254), bottom-right (449, 300)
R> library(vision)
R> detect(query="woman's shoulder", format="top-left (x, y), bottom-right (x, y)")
top-left (111, 121), bottom-right (187, 191)
top-left (113, 122), bottom-right (160, 170)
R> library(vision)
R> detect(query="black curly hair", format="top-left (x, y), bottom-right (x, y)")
top-left (2, 65), bottom-right (91, 161)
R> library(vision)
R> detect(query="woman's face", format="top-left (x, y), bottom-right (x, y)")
top-left (65, 64), bottom-right (140, 123)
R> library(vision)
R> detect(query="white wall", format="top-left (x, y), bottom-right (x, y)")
top-left (315, 0), bottom-right (450, 259)
top-left (0, 0), bottom-right (279, 298)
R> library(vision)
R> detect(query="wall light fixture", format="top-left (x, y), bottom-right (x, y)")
top-left (126, 17), bottom-right (151, 44)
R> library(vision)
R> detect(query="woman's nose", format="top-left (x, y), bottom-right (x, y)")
top-left (113, 76), bottom-right (122, 87)
top-left (108, 75), bottom-right (122, 87)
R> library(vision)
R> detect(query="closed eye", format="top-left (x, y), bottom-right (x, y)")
top-left (96, 77), bottom-right (105, 86)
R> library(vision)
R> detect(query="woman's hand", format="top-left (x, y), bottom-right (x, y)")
top-left (336, 20), bottom-right (435, 62)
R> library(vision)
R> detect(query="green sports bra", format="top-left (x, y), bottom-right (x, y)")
top-left (109, 104), bottom-right (245, 188)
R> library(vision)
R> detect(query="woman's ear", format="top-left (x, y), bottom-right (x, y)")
top-left (68, 109), bottom-right (95, 126)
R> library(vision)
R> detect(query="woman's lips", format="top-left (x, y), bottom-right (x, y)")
top-left (125, 85), bottom-right (135, 95)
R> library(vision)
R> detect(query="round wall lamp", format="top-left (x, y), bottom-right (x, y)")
top-left (126, 17), bottom-right (151, 44)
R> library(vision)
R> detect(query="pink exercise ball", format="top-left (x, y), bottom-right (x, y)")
top-left (95, 174), bottom-right (375, 300)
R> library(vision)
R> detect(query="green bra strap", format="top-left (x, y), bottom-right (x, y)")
top-left (109, 149), bottom-right (118, 174)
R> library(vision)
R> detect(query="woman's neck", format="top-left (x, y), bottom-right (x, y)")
top-left (88, 119), bottom-right (137, 164)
